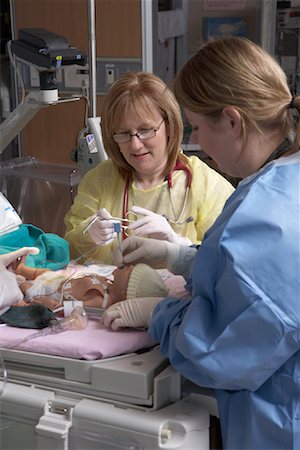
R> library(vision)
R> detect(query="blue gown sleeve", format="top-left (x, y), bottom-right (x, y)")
top-left (149, 164), bottom-right (300, 392)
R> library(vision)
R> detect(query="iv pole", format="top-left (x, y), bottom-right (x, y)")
top-left (88, 0), bottom-right (97, 119)
top-left (86, 0), bottom-right (107, 163)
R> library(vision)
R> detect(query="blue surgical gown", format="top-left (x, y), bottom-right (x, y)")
top-left (149, 152), bottom-right (300, 449)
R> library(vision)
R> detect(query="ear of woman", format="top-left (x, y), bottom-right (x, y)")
top-left (222, 106), bottom-right (243, 138)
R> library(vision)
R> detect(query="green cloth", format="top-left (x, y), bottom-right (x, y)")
top-left (0, 224), bottom-right (70, 269)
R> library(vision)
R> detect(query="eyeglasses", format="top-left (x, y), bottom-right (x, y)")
top-left (112, 119), bottom-right (165, 144)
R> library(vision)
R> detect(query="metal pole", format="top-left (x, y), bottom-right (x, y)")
top-left (86, 0), bottom-right (107, 162)
top-left (87, 0), bottom-right (97, 118)
top-left (260, 0), bottom-right (276, 54)
top-left (141, 0), bottom-right (154, 72)
top-left (9, 0), bottom-right (22, 157)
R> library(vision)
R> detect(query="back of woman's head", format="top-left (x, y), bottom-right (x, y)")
top-left (101, 71), bottom-right (184, 177)
top-left (174, 37), bottom-right (293, 138)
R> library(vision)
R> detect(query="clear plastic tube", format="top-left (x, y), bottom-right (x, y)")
top-left (4, 306), bottom-right (88, 349)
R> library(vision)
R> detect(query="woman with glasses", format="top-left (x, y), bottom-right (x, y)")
top-left (64, 72), bottom-right (234, 264)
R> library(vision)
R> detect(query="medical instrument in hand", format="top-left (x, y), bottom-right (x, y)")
top-left (82, 212), bottom-right (137, 236)
top-left (81, 207), bottom-right (118, 247)
top-left (82, 214), bottom-right (102, 235)
top-left (113, 221), bottom-right (125, 268)
top-left (82, 219), bottom-right (125, 267)
top-left (114, 221), bottom-right (122, 246)
top-left (122, 158), bottom-right (193, 239)
top-left (4, 306), bottom-right (88, 350)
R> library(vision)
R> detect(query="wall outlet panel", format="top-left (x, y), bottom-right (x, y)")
top-left (96, 58), bottom-right (142, 94)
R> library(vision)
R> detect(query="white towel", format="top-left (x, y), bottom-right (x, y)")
top-left (158, 9), bottom-right (187, 43)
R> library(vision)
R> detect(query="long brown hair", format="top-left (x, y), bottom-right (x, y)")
top-left (101, 71), bottom-right (188, 179)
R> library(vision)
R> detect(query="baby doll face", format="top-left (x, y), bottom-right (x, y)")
top-left (108, 266), bottom-right (134, 304)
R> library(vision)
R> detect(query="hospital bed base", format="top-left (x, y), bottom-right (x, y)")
top-left (0, 346), bottom-right (216, 449)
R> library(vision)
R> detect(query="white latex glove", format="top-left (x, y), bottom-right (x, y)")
top-left (102, 296), bottom-right (164, 330)
top-left (113, 236), bottom-right (197, 277)
top-left (0, 247), bottom-right (40, 270)
top-left (87, 208), bottom-right (118, 247)
top-left (113, 236), bottom-right (178, 269)
top-left (0, 247), bottom-right (40, 314)
top-left (129, 206), bottom-right (191, 245)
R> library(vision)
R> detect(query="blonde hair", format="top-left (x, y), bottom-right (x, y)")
top-left (101, 71), bottom-right (189, 179)
top-left (174, 37), bottom-right (299, 151)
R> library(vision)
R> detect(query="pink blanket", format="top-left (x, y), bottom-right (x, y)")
top-left (0, 270), bottom-right (188, 360)
top-left (0, 319), bottom-right (157, 360)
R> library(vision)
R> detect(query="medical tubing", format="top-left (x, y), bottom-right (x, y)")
top-left (22, 264), bottom-right (79, 307)
top-left (8, 41), bottom-right (25, 104)
top-left (71, 244), bottom-right (102, 263)
top-left (2, 307), bottom-right (88, 350)
top-left (21, 260), bottom-right (107, 308)
top-left (3, 328), bottom-right (52, 349)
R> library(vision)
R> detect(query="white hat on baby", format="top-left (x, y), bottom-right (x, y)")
top-left (126, 263), bottom-right (169, 299)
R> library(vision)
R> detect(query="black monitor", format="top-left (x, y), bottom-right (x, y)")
top-left (10, 28), bottom-right (87, 69)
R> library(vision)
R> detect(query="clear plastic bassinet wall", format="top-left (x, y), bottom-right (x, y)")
top-left (0, 156), bottom-right (81, 237)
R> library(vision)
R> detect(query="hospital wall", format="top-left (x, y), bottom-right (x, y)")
top-left (10, 0), bottom-right (267, 168)
top-left (12, 0), bottom-right (141, 165)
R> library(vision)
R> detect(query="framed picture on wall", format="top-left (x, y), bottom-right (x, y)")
top-left (203, 17), bottom-right (247, 40)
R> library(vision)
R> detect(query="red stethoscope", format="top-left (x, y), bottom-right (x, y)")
top-left (122, 158), bottom-right (193, 239)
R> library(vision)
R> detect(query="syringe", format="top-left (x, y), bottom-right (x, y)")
top-left (113, 221), bottom-right (125, 268)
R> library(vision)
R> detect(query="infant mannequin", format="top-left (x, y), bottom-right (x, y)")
top-left (14, 261), bottom-right (169, 310)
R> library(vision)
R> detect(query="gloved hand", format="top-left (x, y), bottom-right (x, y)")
top-left (129, 206), bottom-right (192, 245)
top-left (87, 208), bottom-right (117, 247)
top-left (0, 247), bottom-right (40, 271)
top-left (113, 235), bottom-right (179, 269)
top-left (0, 247), bottom-right (40, 313)
top-left (113, 236), bottom-right (198, 277)
top-left (102, 296), bottom-right (164, 330)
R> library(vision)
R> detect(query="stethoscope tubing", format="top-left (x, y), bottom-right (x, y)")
top-left (82, 162), bottom-right (193, 239)
top-left (122, 160), bottom-right (193, 239)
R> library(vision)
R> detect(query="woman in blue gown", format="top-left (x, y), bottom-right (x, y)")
top-left (102, 37), bottom-right (300, 450)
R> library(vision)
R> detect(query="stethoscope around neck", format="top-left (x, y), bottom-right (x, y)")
top-left (122, 158), bottom-right (194, 239)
